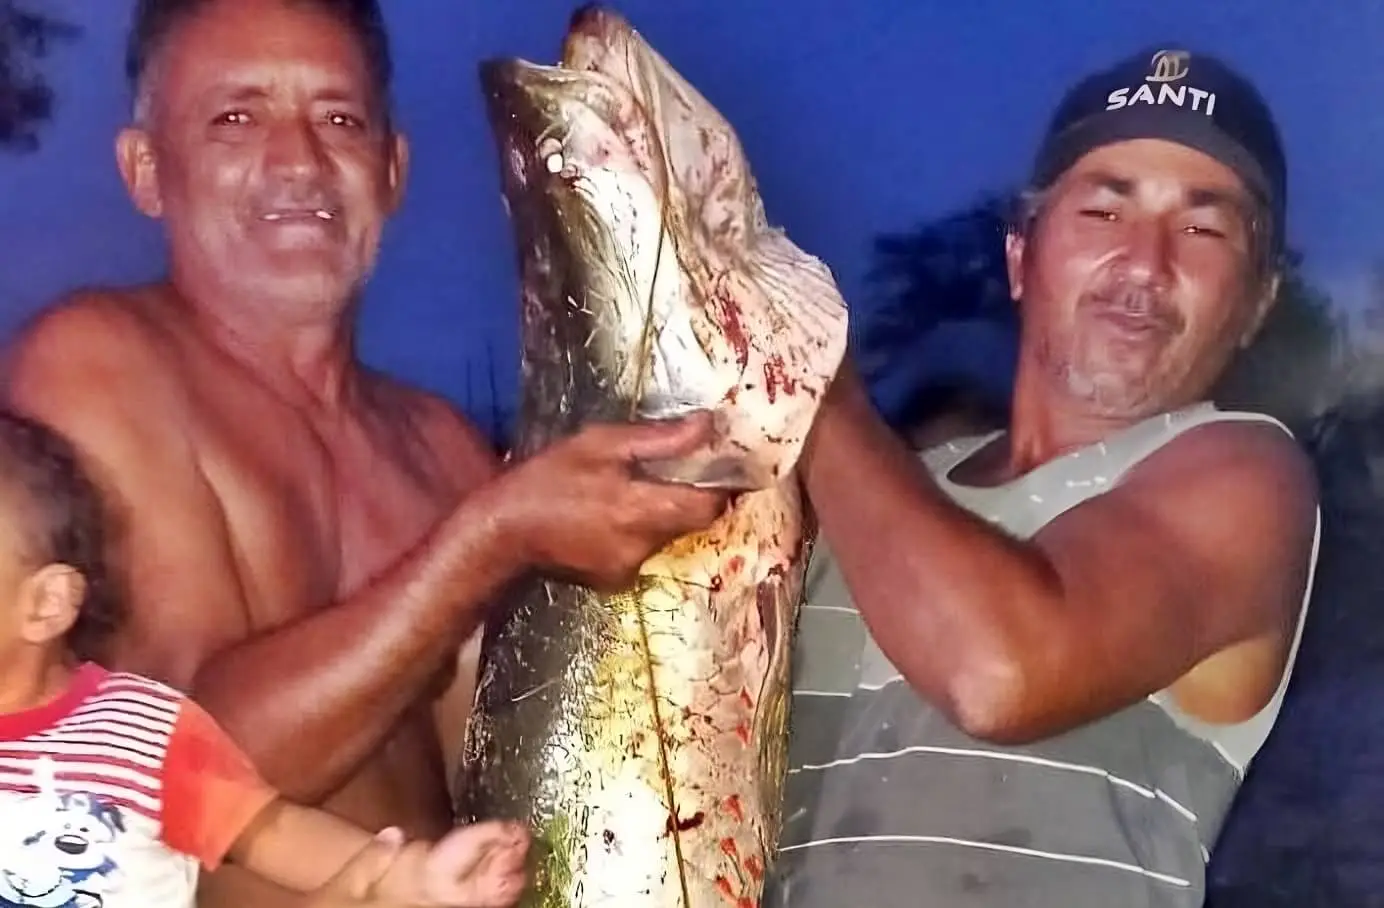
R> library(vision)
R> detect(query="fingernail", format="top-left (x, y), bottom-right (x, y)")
top-left (375, 826), bottom-right (405, 845)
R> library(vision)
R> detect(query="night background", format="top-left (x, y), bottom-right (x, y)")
top-left (7, 0), bottom-right (1384, 437)
top-left (5, 0), bottom-right (1384, 904)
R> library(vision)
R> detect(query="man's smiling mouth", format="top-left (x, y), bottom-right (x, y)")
top-left (260, 208), bottom-right (335, 222)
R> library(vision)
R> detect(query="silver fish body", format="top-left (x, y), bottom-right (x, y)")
top-left (455, 7), bottom-right (849, 906)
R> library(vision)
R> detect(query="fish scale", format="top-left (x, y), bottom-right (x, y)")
top-left (454, 5), bottom-right (849, 906)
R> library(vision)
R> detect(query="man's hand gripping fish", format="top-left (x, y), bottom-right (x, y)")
top-left (455, 6), bottom-right (849, 906)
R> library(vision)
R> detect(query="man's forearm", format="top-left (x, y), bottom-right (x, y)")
top-left (191, 483), bottom-right (524, 804)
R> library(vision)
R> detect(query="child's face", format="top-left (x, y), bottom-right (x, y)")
top-left (0, 495), bottom-right (84, 662)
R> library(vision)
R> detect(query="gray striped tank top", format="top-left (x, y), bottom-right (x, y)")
top-left (766, 402), bottom-right (1320, 908)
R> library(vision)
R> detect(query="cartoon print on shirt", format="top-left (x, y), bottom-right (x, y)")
top-left (0, 758), bottom-right (125, 907)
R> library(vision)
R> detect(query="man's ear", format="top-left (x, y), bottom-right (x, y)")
top-left (384, 131), bottom-right (410, 214)
top-left (1239, 270), bottom-right (1282, 349)
top-left (18, 563), bottom-right (85, 646)
top-left (115, 127), bottom-right (164, 219)
top-left (1004, 229), bottom-right (1026, 303)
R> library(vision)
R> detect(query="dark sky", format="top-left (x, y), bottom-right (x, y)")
top-left (3, 0), bottom-right (1379, 430)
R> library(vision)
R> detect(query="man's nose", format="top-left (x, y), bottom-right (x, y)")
top-left (1119, 218), bottom-right (1174, 286)
top-left (264, 118), bottom-right (328, 178)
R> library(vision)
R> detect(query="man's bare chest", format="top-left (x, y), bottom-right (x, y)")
top-left (193, 407), bottom-right (462, 627)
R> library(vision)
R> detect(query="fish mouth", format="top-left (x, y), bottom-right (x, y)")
top-left (570, 2), bottom-right (614, 31)
top-left (564, 4), bottom-right (630, 63)
top-left (567, 3), bottom-right (609, 34)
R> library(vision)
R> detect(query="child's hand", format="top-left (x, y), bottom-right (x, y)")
top-left (418, 820), bottom-right (530, 907)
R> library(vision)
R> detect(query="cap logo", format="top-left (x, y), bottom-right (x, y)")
top-left (1146, 50), bottom-right (1190, 83)
top-left (1105, 48), bottom-right (1215, 117)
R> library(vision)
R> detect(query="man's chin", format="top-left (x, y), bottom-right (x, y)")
top-left (237, 267), bottom-right (361, 318)
top-left (1062, 366), bottom-right (1167, 418)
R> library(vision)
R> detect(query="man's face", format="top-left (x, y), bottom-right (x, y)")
top-left (1006, 138), bottom-right (1275, 419)
top-left (118, 0), bottom-right (407, 318)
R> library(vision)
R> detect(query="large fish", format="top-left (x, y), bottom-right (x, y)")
top-left (455, 6), bottom-right (849, 906)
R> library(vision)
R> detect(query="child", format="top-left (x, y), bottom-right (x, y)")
top-left (0, 410), bottom-right (529, 907)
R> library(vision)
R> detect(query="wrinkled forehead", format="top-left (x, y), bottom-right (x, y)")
top-left (1056, 139), bottom-right (1254, 216)
top-left (145, 0), bottom-right (377, 113)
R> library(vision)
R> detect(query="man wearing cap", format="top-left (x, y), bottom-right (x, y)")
top-left (768, 46), bottom-right (1320, 907)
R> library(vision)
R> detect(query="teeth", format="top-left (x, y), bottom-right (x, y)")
top-left (261, 210), bottom-right (334, 222)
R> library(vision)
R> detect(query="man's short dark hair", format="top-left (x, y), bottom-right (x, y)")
top-left (0, 410), bottom-right (121, 661)
top-left (125, 0), bottom-right (394, 116)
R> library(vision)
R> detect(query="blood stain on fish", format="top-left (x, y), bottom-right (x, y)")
top-left (761, 354), bottom-right (798, 403)
top-left (709, 283), bottom-right (751, 370)
top-left (666, 810), bottom-right (706, 835)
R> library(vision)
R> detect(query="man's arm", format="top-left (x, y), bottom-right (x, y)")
top-left (802, 368), bottom-right (1319, 745)
top-left (188, 393), bottom-right (510, 806)
top-left (403, 393), bottom-right (499, 802)
top-left (2, 298), bottom-right (519, 804)
top-left (187, 483), bottom-right (521, 804)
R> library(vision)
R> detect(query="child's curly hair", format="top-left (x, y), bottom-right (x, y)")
top-left (0, 410), bottom-right (121, 660)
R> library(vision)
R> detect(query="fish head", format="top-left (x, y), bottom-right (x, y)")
top-left (480, 6), bottom-right (849, 486)
top-left (478, 53), bottom-right (642, 232)
top-left (479, 43), bottom-right (675, 442)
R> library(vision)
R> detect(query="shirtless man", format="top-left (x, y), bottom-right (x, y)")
top-left (773, 47), bottom-right (1320, 906)
top-left (0, 1), bottom-right (726, 905)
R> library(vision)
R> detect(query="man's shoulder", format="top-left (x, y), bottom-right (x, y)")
top-left (2, 285), bottom-right (192, 462)
top-left (1108, 408), bottom-right (1320, 576)
top-left (1130, 407), bottom-right (1317, 502)
top-left (4, 284), bottom-right (177, 392)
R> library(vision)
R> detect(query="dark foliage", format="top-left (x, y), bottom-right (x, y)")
top-left (855, 193), bottom-right (1019, 425)
top-left (1208, 400), bottom-right (1384, 907)
top-left (0, 1), bottom-right (78, 152)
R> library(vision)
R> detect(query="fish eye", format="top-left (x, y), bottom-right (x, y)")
top-left (536, 136), bottom-right (565, 174)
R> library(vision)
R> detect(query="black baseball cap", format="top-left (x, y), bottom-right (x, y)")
top-left (1029, 46), bottom-right (1287, 253)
